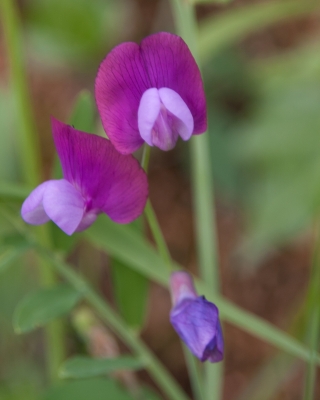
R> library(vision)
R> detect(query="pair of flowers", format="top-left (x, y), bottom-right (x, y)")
top-left (21, 32), bottom-right (223, 363)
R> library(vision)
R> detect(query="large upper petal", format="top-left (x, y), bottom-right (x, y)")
top-left (95, 32), bottom-right (207, 154)
top-left (51, 118), bottom-right (148, 224)
top-left (95, 42), bottom-right (149, 154)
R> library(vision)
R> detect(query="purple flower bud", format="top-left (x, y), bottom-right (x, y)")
top-left (21, 118), bottom-right (148, 235)
top-left (169, 272), bottom-right (224, 363)
top-left (95, 32), bottom-right (207, 154)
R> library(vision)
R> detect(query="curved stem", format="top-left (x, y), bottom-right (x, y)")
top-left (38, 246), bottom-right (191, 400)
top-left (1, 0), bottom-right (64, 382)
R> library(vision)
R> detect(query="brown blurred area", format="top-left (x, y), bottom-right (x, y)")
top-left (1, 0), bottom-right (320, 399)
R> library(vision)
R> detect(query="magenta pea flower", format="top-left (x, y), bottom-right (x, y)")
top-left (95, 32), bottom-right (207, 154)
top-left (169, 271), bottom-right (224, 363)
top-left (21, 118), bottom-right (148, 235)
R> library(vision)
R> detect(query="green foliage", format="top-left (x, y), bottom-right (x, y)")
top-left (26, 0), bottom-right (128, 68)
top-left (13, 284), bottom-right (82, 333)
top-left (43, 378), bottom-right (135, 400)
top-left (59, 355), bottom-right (144, 379)
top-left (111, 218), bottom-right (149, 330)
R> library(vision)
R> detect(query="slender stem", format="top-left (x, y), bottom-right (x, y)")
top-left (1, 0), bottom-right (64, 382)
top-left (141, 144), bottom-right (151, 172)
top-left (169, 1), bottom-right (223, 399)
top-left (303, 223), bottom-right (320, 400)
top-left (182, 344), bottom-right (204, 400)
top-left (141, 144), bottom-right (173, 271)
top-left (145, 201), bottom-right (173, 271)
top-left (38, 247), bottom-right (191, 400)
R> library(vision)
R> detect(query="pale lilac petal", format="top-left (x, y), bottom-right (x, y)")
top-left (140, 33), bottom-right (207, 134)
top-left (95, 43), bottom-right (148, 154)
top-left (170, 271), bottom-right (197, 305)
top-left (75, 212), bottom-right (98, 232)
top-left (42, 179), bottom-right (85, 235)
top-left (51, 119), bottom-right (148, 224)
top-left (137, 88), bottom-right (161, 146)
top-left (21, 181), bottom-right (51, 225)
top-left (158, 88), bottom-right (194, 141)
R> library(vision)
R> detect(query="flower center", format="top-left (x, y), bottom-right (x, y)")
top-left (138, 87), bottom-right (194, 151)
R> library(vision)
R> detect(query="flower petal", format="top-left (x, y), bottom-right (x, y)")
top-left (95, 42), bottom-right (148, 154)
top-left (95, 32), bottom-right (207, 154)
top-left (140, 32), bottom-right (207, 134)
top-left (42, 179), bottom-right (85, 235)
top-left (138, 88), bottom-right (161, 146)
top-left (158, 88), bottom-right (194, 141)
top-left (170, 297), bottom-right (223, 362)
top-left (51, 118), bottom-right (148, 224)
top-left (21, 181), bottom-right (52, 225)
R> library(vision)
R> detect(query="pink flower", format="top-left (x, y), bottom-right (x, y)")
top-left (95, 32), bottom-right (207, 153)
top-left (21, 118), bottom-right (148, 235)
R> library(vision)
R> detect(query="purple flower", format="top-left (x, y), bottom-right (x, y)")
top-left (21, 118), bottom-right (148, 235)
top-left (169, 272), bottom-right (224, 363)
top-left (95, 32), bottom-right (207, 154)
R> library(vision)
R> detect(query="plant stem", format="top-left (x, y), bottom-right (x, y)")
top-left (38, 247), bottom-right (191, 400)
top-left (141, 144), bottom-right (173, 271)
top-left (303, 223), bottom-right (320, 400)
top-left (1, 0), bottom-right (64, 382)
top-left (182, 344), bottom-right (204, 400)
top-left (169, 1), bottom-right (223, 399)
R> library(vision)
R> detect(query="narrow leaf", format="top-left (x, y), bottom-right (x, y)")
top-left (59, 355), bottom-right (145, 379)
top-left (13, 284), bottom-right (82, 333)
top-left (43, 378), bottom-right (134, 400)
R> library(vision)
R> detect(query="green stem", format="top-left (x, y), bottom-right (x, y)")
top-left (141, 143), bottom-right (151, 172)
top-left (1, 0), bottom-right (64, 382)
top-left (144, 201), bottom-right (173, 271)
top-left (141, 144), bottom-right (173, 271)
top-left (38, 247), bottom-right (191, 400)
top-left (182, 344), bottom-right (204, 400)
top-left (303, 223), bottom-right (320, 400)
top-left (169, 1), bottom-right (223, 399)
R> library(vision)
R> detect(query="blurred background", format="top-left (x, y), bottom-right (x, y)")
top-left (1, 0), bottom-right (320, 399)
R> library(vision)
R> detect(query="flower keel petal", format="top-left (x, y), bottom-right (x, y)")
top-left (43, 179), bottom-right (85, 235)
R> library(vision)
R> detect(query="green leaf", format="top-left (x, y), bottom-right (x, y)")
top-left (111, 218), bottom-right (149, 329)
top-left (111, 259), bottom-right (149, 330)
top-left (198, 0), bottom-right (319, 63)
top-left (13, 284), bottom-right (82, 333)
top-left (59, 355), bottom-right (145, 379)
top-left (86, 215), bottom-right (171, 286)
top-left (43, 378), bottom-right (134, 400)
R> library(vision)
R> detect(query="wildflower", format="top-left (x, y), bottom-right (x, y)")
top-left (169, 271), bottom-right (224, 363)
top-left (95, 32), bottom-right (207, 154)
top-left (21, 118), bottom-right (148, 235)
